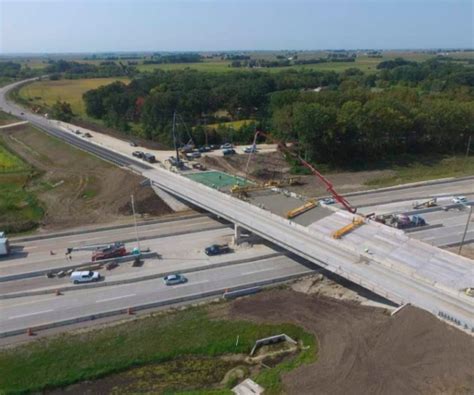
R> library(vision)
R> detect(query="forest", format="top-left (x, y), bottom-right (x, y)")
top-left (82, 58), bottom-right (474, 166)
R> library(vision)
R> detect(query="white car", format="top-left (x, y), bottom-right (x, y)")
top-left (70, 270), bottom-right (101, 284)
top-left (452, 196), bottom-right (467, 204)
top-left (321, 197), bottom-right (335, 205)
top-left (163, 273), bottom-right (187, 286)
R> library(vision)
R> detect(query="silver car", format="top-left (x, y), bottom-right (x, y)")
top-left (163, 273), bottom-right (187, 286)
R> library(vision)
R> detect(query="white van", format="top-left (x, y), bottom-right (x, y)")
top-left (70, 270), bottom-right (101, 284)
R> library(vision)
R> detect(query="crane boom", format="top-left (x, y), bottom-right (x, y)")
top-left (252, 130), bottom-right (357, 213)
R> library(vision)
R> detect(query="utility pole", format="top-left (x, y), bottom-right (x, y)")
top-left (458, 204), bottom-right (473, 255)
top-left (131, 194), bottom-right (141, 252)
top-left (172, 110), bottom-right (180, 164)
top-left (466, 135), bottom-right (472, 158)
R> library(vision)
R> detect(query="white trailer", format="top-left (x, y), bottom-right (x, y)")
top-left (0, 232), bottom-right (10, 256)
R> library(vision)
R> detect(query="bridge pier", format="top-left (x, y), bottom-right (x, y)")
top-left (233, 224), bottom-right (242, 245)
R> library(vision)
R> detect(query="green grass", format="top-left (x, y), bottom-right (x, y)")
top-left (0, 306), bottom-right (316, 394)
top-left (365, 155), bottom-right (474, 188)
top-left (0, 111), bottom-right (17, 126)
top-left (137, 60), bottom-right (233, 73)
top-left (17, 77), bottom-right (130, 116)
top-left (207, 119), bottom-right (254, 130)
top-left (0, 143), bottom-right (28, 172)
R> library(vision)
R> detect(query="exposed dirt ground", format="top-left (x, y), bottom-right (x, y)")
top-left (201, 151), bottom-right (394, 197)
top-left (0, 125), bottom-right (173, 231)
top-left (229, 289), bottom-right (474, 395)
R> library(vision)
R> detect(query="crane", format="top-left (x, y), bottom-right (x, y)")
top-left (245, 130), bottom-right (357, 214)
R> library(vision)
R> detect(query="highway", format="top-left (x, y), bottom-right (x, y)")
top-left (1, 215), bottom-right (229, 278)
top-left (0, 256), bottom-right (315, 336)
top-left (1, 78), bottom-right (473, 336)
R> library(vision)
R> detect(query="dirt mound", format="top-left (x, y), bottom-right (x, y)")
top-left (230, 289), bottom-right (474, 395)
top-left (1, 125), bottom-right (173, 231)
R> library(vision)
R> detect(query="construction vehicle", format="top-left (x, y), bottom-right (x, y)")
top-left (287, 200), bottom-right (318, 219)
top-left (92, 244), bottom-right (127, 262)
top-left (66, 242), bottom-right (125, 255)
top-left (245, 131), bottom-right (357, 213)
top-left (332, 217), bottom-right (365, 239)
top-left (231, 178), bottom-right (300, 197)
top-left (413, 198), bottom-right (437, 209)
top-left (373, 214), bottom-right (426, 229)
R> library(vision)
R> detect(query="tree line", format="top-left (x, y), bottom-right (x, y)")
top-left (80, 58), bottom-right (473, 166)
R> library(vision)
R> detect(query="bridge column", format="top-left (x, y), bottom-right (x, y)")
top-left (233, 224), bottom-right (242, 245)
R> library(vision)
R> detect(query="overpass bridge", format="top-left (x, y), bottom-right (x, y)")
top-left (145, 169), bottom-right (474, 332)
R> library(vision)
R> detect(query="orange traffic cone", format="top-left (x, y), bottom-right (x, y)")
top-left (27, 328), bottom-right (34, 336)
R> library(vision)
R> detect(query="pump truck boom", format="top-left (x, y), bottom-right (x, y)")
top-left (246, 130), bottom-right (357, 214)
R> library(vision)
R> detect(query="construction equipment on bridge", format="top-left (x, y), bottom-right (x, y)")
top-left (246, 131), bottom-right (357, 213)
top-left (231, 178), bottom-right (300, 197)
top-left (66, 242), bottom-right (124, 255)
top-left (413, 198), bottom-right (437, 209)
top-left (286, 200), bottom-right (318, 219)
top-left (332, 217), bottom-right (365, 239)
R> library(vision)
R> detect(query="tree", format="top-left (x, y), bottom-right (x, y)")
top-left (51, 101), bottom-right (74, 122)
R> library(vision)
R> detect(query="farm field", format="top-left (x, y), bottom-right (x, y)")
top-left (17, 77), bottom-right (130, 116)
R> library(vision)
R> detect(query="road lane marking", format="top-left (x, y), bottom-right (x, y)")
top-left (95, 293), bottom-right (136, 303)
top-left (8, 309), bottom-right (53, 320)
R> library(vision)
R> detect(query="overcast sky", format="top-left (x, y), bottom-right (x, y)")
top-left (0, 0), bottom-right (472, 53)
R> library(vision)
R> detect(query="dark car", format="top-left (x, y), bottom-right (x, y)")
top-left (209, 144), bottom-right (220, 150)
top-left (132, 151), bottom-right (144, 158)
top-left (223, 148), bottom-right (236, 156)
top-left (198, 146), bottom-right (210, 153)
top-left (205, 244), bottom-right (231, 256)
top-left (129, 141), bottom-right (138, 147)
top-left (143, 153), bottom-right (156, 163)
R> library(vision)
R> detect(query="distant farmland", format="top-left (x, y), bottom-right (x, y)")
top-left (18, 77), bottom-right (130, 116)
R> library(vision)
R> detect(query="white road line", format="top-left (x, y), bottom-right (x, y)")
top-left (8, 309), bottom-right (53, 320)
top-left (95, 293), bottom-right (136, 303)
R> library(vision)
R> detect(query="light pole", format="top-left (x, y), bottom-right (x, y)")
top-left (458, 204), bottom-right (473, 255)
top-left (131, 194), bottom-right (141, 252)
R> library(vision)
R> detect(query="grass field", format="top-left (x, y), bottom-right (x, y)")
top-left (0, 305), bottom-right (316, 394)
top-left (365, 155), bottom-right (474, 187)
top-left (0, 128), bottom-right (43, 234)
top-left (18, 77), bottom-right (130, 116)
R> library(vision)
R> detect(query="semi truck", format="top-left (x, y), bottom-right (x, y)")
top-left (0, 232), bottom-right (10, 256)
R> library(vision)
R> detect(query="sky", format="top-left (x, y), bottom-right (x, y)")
top-left (0, 0), bottom-right (472, 53)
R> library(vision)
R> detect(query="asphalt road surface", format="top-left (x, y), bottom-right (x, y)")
top-left (0, 256), bottom-right (315, 335)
